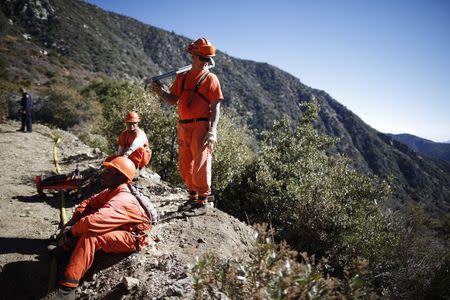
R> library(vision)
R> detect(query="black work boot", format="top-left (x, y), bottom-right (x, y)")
top-left (182, 196), bottom-right (208, 216)
top-left (43, 286), bottom-right (76, 300)
top-left (177, 191), bottom-right (197, 212)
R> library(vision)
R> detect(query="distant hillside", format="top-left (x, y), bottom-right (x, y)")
top-left (1, 0), bottom-right (449, 213)
top-left (388, 133), bottom-right (450, 162)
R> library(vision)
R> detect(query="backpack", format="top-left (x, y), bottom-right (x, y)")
top-left (128, 184), bottom-right (158, 225)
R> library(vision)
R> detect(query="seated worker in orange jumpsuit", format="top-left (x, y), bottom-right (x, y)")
top-left (117, 111), bottom-right (152, 170)
top-left (151, 37), bottom-right (223, 216)
top-left (45, 157), bottom-right (151, 300)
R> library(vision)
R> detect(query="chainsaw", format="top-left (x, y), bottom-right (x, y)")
top-left (35, 164), bottom-right (102, 197)
top-left (35, 166), bottom-right (82, 196)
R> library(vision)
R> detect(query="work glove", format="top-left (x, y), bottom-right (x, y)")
top-left (124, 150), bottom-right (132, 157)
top-left (150, 80), bottom-right (166, 96)
top-left (65, 218), bottom-right (77, 227)
top-left (58, 226), bottom-right (77, 250)
top-left (207, 127), bottom-right (217, 143)
top-left (203, 127), bottom-right (217, 151)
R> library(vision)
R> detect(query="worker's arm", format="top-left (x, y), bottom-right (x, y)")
top-left (117, 145), bottom-right (125, 155)
top-left (71, 194), bottom-right (135, 235)
top-left (117, 132), bottom-right (125, 155)
top-left (204, 101), bottom-right (221, 148)
top-left (209, 101), bottom-right (220, 137)
top-left (150, 81), bottom-right (178, 106)
top-left (124, 132), bottom-right (146, 156)
top-left (71, 189), bottom-right (110, 222)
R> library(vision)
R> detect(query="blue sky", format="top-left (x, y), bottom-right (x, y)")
top-left (84, 0), bottom-right (450, 142)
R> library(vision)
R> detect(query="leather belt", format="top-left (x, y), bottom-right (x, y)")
top-left (178, 118), bottom-right (209, 124)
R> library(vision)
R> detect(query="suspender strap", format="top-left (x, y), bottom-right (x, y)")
top-left (194, 89), bottom-right (210, 105)
top-left (180, 71), bottom-right (189, 94)
top-left (187, 71), bottom-right (210, 107)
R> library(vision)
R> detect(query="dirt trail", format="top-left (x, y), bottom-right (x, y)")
top-left (0, 121), bottom-right (101, 299)
top-left (0, 121), bottom-right (256, 299)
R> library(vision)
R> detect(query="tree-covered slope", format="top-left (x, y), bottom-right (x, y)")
top-left (388, 133), bottom-right (450, 163)
top-left (1, 0), bottom-right (449, 213)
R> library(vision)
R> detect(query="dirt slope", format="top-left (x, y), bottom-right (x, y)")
top-left (0, 121), bottom-right (255, 299)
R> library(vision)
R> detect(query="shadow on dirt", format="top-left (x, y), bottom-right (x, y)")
top-left (18, 174), bottom-right (41, 187)
top-left (0, 237), bottom-right (133, 299)
top-left (0, 237), bottom-right (48, 255)
top-left (13, 193), bottom-right (79, 209)
top-left (0, 237), bottom-right (50, 299)
top-left (102, 282), bottom-right (129, 300)
top-left (88, 252), bottom-right (131, 276)
top-left (0, 129), bottom-right (20, 134)
top-left (61, 154), bottom-right (101, 166)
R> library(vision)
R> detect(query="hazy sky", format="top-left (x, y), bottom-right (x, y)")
top-left (84, 0), bottom-right (450, 142)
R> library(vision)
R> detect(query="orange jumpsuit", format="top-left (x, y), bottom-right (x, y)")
top-left (60, 183), bottom-right (151, 288)
top-left (117, 128), bottom-right (152, 169)
top-left (170, 69), bottom-right (223, 198)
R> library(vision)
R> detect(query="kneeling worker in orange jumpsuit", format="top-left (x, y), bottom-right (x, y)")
top-left (151, 37), bottom-right (223, 216)
top-left (45, 157), bottom-right (151, 300)
top-left (117, 111), bottom-right (152, 170)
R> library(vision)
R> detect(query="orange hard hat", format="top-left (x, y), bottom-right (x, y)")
top-left (102, 156), bottom-right (136, 182)
top-left (124, 111), bottom-right (140, 123)
top-left (186, 37), bottom-right (216, 57)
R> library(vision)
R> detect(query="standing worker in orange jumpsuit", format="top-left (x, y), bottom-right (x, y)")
top-left (45, 157), bottom-right (152, 300)
top-left (151, 37), bottom-right (224, 216)
top-left (117, 111), bottom-right (152, 171)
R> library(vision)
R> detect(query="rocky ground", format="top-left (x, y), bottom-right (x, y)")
top-left (0, 121), bottom-right (255, 299)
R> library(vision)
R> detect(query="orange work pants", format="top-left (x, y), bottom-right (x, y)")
top-left (177, 121), bottom-right (212, 197)
top-left (60, 230), bottom-right (138, 287)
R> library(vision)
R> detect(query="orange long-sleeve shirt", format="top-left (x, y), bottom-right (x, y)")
top-left (170, 69), bottom-right (223, 120)
top-left (71, 183), bottom-right (151, 236)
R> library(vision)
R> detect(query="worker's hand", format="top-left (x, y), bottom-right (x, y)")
top-left (58, 226), bottom-right (77, 249)
top-left (124, 149), bottom-right (133, 157)
top-left (150, 81), bottom-right (163, 95)
top-left (65, 218), bottom-right (77, 227)
top-left (203, 128), bottom-right (217, 153)
top-left (59, 225), bottom-right (72, 239)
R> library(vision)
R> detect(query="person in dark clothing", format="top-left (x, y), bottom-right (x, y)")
top-left (18, 87), bottom-right (33, 132)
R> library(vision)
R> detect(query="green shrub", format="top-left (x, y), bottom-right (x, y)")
top-left (41, 84), bottom-right (102, 130)
top-left (212, 111), bottom-right (255, 203)
top-left (191, 224), bottom-right (373, 299)
top-left (386, 203), bottom-right (450, 299)
top-left (219, 100), bottom-right (398, 290)
top-left (85, 79), bottom-right (180, 182)
top-left (0, 55), bottom-right (10, 80)
top-left (0, 80), bottom-right (20, 121)
top-left (215, 101), bottom-right (450, 298)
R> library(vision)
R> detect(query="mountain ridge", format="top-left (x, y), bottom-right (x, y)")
top-left (1, 0), bottom-right (449, 213)
top-left (388, 133), bottom-right (450, 163)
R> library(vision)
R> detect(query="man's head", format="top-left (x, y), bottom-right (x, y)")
top-left (186, 37), bottom-right (216, 60)
top-left (191, 53), bottom-right (211, 68)
top-left (102, 156), bottom-right (136, 188)
top-left (20, 87), bottom-right (27, 94)
top-left (124, 111), bottom-right (140, 132)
